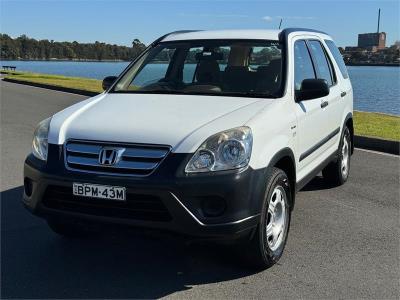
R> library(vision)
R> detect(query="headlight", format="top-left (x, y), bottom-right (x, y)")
top-left (32, 117), bottom-right (51, 161)
top-left (185, 126), bottom-right (252, 173)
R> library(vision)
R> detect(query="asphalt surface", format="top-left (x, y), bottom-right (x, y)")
top-left (1, 80), bottom-right (399, 299)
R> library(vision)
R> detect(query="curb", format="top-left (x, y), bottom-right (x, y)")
top-left (2, 78), bottom-right (99, 97)
top-left (2, 78), bottom-right (399, 155)
top-left (354, 135), bottom-right (399, 155)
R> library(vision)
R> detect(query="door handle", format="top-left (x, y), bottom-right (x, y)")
top-left (321, 101), bottom-right (329, 108)
top-left (341, 91), bottom-right (347, 98)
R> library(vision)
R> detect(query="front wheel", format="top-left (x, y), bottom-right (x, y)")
top-left (322, 126), bottom-right (351, 186)
top-left (244, 167), bottom-right (291, 269)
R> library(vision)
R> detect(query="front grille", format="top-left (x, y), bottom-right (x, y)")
top-left (65, 140), bottom-right (170, 176)
top-left (42, 186), bottom-right (172, 222)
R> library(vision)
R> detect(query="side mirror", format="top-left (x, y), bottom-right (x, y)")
top-left (102, 76), bottom-right (118, 91)
top-left (296, 79), bottom-right (329, 101)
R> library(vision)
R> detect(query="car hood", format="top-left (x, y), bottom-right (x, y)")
top-left (49, 93), bottom-right (272, 153)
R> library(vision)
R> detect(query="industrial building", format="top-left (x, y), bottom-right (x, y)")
top-left (358, 32), bottom-right (386, 50)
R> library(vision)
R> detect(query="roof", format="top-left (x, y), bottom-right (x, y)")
top-left (162, 30), bottom-right (282, 42)
top-left (160, 28), bottom-right (330, 43)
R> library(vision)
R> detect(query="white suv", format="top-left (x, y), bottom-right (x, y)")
top-left (23, 28), bottom-right (353, 269)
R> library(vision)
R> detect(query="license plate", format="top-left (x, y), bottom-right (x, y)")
top-left (73, 183), bottom-right (126, 201)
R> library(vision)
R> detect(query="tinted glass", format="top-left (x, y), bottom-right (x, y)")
top-left (308, 40), bottom-right (334, 86)
top-left (294, 40), bottom-right (315, 91)
top-left (182, 46), bottom-right (230, 83)
top-left (129, 48), bottom-right (175, 88)
top-left (113, 40), bottom-right (283, 98)
top-left (249, 45), bottom-right (281, 69)
top-left (325, 39), bottom-right (349, 79)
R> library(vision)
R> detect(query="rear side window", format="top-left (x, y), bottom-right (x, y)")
top-left (325, 40), bottom-right (349, 79)
top-left (294, 40), bottom-right (316, 91)
top-left (307, 40), bottom-right (335, 86)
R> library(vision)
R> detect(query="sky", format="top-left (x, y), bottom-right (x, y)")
top-left (1, 0), bottom-right (399, 47)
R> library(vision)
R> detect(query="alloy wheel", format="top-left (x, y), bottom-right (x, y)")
top-left (266, 186), bottom-right (288, 251)
top-left (341, 135), bottom-right (350, 178)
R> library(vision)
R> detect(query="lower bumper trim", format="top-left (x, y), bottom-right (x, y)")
top-left (171, 192), bottom-right (260, 227)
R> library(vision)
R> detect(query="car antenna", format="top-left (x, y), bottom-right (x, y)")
top-left (278, 18), bottom-right (283, 29)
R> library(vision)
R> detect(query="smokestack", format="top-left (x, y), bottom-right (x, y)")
top-left (377, 8), bottom-right (381, 33)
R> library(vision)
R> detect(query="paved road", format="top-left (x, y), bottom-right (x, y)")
top-left (1, 81), bottom-right (399, 299)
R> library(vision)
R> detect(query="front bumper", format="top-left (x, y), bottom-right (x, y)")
top-left (23, 144), bottom-right (267, 238)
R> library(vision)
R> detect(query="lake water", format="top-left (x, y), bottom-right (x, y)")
top-left (1, 60), bottom-right (399, 115)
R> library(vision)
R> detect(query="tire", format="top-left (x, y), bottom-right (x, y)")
top-left (322, 126), bottom-right (351, 186)
top-left (244, 167), bottom-right (291, 269)
top-left (47, 220), bottom-right (91, 238)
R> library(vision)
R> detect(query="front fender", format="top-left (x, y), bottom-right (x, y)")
top-left (249, 133), bottom-right (295, 170)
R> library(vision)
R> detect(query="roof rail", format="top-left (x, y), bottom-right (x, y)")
top-left (151, 30), bottom-right (202, 46)
top-left (279, 28), bottom-right (328, 42)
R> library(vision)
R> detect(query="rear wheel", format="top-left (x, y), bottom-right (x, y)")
top-left (244, 168), bottom-right (291, 269)
top-left (47, 220), bottom-right (91, 238)
top-left (322, 126), bottom-right (351, 185)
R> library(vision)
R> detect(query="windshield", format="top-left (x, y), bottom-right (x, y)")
top-left (112, 40), bottom-right (284, 98)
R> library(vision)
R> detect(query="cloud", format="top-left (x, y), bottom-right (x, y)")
top-left (263, 16), bottom-right (274, 22)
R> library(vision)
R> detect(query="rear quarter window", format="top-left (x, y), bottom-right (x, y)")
top-left (325, 40), bottom-right (349, 79)
top-left (308, 40), bottom-right (335, 86)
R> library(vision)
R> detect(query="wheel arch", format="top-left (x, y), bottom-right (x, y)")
top-left (343, 112), bottom-right (354, 154)
top-left (267, 148), bottom-right (296, 210)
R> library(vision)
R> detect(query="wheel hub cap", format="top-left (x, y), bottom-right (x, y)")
top-left (266, 186), bottom-right (287, 251)
top-left (341, 137), bottom-right (349, 177)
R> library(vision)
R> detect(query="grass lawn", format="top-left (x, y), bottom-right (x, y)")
top-left (1, 70), bottom-right (103, 93)
top-left (2, 70), bottom-right (399, 141)
top-left (354, 111), bottom-right (400, 141)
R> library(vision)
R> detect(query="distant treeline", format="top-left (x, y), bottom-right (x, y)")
top-left (0, 34), bottom-right (147, 61)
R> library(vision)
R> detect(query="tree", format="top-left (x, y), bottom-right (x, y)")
top-left (132, 39), bottom-right (144, 47)
top-left (0, 34), bottom-right (146, 61)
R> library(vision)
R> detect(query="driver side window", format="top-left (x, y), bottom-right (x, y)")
top-left (294, 40), bottom-right (316, 92)
top-left (128, 48), bottom-right (176, 89)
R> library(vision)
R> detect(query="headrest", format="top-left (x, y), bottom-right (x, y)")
top-left (195, 51), bottom-right (224, 61)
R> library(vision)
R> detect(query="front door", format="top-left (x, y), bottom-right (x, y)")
top-left (293, 39), bottom-right (331, 174)
top-left (306, 40), bottom-right (342, 144)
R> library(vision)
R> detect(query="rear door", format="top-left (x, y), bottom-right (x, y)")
top-left (324, 39), bottom-right (353, 122)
